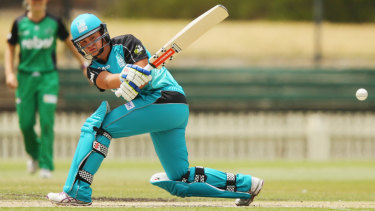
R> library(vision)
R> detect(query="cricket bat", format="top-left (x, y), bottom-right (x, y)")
top-left (116, 5), bottom-right (228, 97)
top-left (145, 4), bottom-right (229, 70)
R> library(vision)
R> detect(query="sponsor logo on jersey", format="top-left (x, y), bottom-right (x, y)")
top-left (21, 36), bottom-right (53, 49)
top-left (124, 101), bottom-right (135, 110)
top-left (98, 65), bottom-right (110, 71)
top-left (22, 30), bottom-right (30, 36)
top-left (44, 28), bottom-right (53, 35)
top-left (134, 45), bottom-right (144, 55)
top-left (116, 54), bottom-right (126, 68)
top-left (89, 72), bottom-right (95, 83)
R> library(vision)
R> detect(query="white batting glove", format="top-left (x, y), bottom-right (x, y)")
top-left (115, 80), bottom-right (140, 102)
top-left (119, 64), bottom-right (152, 87)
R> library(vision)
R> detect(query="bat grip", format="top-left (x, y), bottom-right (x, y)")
top-left (115, 63), bottom-right (153, 98)
top-left (144, 63), bottom-right (154, 71)
top-left (115, 89), bottom-right (121, 97)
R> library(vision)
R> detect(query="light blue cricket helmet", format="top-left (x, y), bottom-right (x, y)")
top-left (70, 13), bottom-right (110, 58)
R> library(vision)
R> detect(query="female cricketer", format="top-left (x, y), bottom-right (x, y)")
top-left (47, 13), bottom-right (263, 206)
top-left (4, 0), bottom-right (86, 178)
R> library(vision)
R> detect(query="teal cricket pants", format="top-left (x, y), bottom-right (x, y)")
top-left (66, 90), bottom-right (251, 202)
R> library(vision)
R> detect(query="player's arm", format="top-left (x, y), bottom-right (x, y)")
top-left (96, 58), bottom-right (149, 90)
top-left (95, 71), bottom-right (121, 90)
top-left (134, 58), bottom-right (149, 69)
top-left (93, 68), bottom-right (141, 102)
top-left (64, 37), bottom-right (88, 77)
top-left (56, 16), bottom-right (88, 77)
top-left (4, 43), bottom-right (17, 89)
top-left (94, 58), bottom-right (151, 102)
top-left (5, 19), bottom-right (19, 89)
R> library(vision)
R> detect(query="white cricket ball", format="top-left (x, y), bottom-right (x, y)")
top-left (356, 88), bottom-right (368, 101)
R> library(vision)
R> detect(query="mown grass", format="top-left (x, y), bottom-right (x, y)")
top-left (1, 160), bottom-right (374, 203)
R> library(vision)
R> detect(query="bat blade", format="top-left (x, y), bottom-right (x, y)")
top-left (147, 5), bottom-right (229, 69)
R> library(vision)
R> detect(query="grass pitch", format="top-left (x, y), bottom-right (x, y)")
top-left (0, 160), bottom-right (374, 210)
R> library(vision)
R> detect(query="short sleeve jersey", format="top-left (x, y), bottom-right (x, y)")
top-left (7, 12), bottom-right (69, 72)
top-left (87, 34), bottom-right (184, 95)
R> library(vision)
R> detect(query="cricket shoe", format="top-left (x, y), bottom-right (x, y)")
top-left (47, 192), bottom-right (92, 206)
top-left (40, 169), bottom-right (52, 179)
top-left (26, 158), bottom-right (38, 174)
top-left (235, 176), bottom-right (264, 206)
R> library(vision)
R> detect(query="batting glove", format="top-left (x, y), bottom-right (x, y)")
top-left (119, 64), bottom-right (152, 87)
top-left (115, 80), bottom-right (140, 102)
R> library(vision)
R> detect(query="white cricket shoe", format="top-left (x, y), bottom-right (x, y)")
top-left (27, 158), bottom-right (38, 174)
top-left (40, 168), bottom-right (52, 179)
top-left (235, 176), bottom-right (264, 206)
top-left (47, 192), bottom-right (92, 206)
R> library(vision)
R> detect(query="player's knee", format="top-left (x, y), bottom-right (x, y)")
top-left (165, 169), bottom-right (189, 181)
top-left (40, 124), bottom-right (54, 135)
top-left (150, 172), bottom-right (188, 197)
top-left (150, 167), bottom-right (208, 198)
top-left (19, 120), bottom-right (35, 133)
top-left (161, 166), bottom-right (207, 183)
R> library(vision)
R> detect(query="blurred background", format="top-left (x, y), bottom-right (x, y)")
top-left (1, 0), bottom-right (375, 161)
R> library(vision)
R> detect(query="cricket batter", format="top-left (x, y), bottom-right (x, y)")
top-left (4, 0), bottom-right (87, 178)
top-left (47, 13), bottom-right (263, 206)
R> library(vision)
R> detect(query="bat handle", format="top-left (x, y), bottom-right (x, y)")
top-left (144, 63), bottom-right (154, 71)
top-left (115, 89), bottom-right (121, 97)
top-left (115, 63), bottom-right (154, 98)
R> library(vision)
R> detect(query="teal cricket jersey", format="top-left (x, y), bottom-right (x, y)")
top-left (87, 34), bottom-right (185, 96)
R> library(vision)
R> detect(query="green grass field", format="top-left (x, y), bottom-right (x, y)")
top-left (1, 160), bottom-right (375, 210)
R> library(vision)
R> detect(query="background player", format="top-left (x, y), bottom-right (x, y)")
top-left (47, 13), bottom-right (263, 206)
top-left (4, 0), bottom-right (87, 178)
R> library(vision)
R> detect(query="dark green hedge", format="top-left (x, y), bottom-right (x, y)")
top-left (57, 67), bottom-right (375, 112)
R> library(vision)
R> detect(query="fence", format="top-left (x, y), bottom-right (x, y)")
top-left (54, 68), bottom-right (375, 112)
top-left (1, 111), bottom-right (374, 161)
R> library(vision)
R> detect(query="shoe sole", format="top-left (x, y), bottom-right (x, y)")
top-left (47, 196), bottom-right (92, 206)
top-left (235, 179), bottom-right (264, 206)
top-left (49, 200), bottom-right (92, 206)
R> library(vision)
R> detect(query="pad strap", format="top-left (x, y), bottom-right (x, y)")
top-left (180, 166), bottom-right (207, 183)
top-left (194, 166), bottom-right (207, 183)
top-left (93, 126), bottom-right (112, 140)
top-left (78, 169), bottom-right (93, 185)
top-left (93, 141), bottom-right (108, 158)
top-left (181, 170), bottom-right (190, 183)
top-left (225, 172), bottom-right (237, 192)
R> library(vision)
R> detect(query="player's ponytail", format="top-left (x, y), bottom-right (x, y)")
top-left (22, 0), bottom-right (30, 10)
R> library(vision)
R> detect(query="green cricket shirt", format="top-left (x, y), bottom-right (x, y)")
top-left (7, 12), bottom-right (69, 72)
